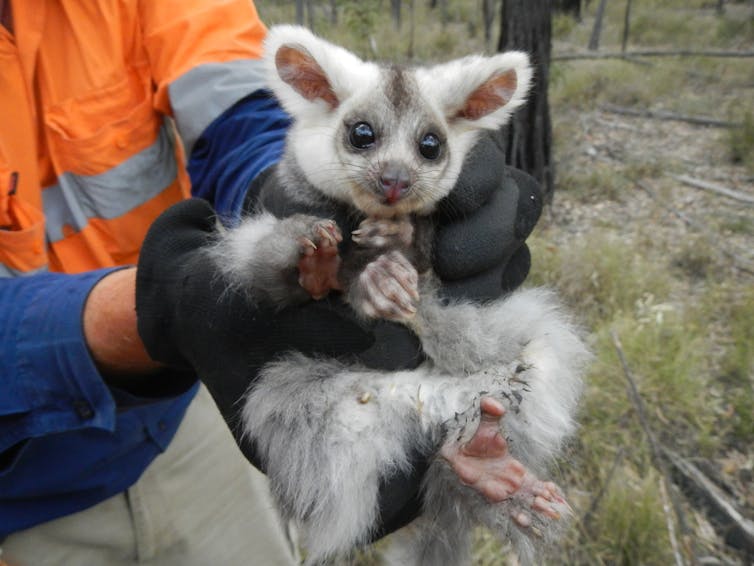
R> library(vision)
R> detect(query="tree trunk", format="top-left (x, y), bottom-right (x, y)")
top-left (438, 0), bottom-right (449, 26)
top-left (407, 0), bottom-right (416, 59)
top-left (621, 0), bottom-right (633, 52)
top-left (482, 0), bottom-right (496, 45)
top-left (588, 0), bottom-right (608, 51)
top-left (330, 0), bottom-right (338, 24)
top-left (296, 0), bottom-right (305, 25)
top-left (391, 0), bottom-right (402, 30)
top-left (553, 0), bottom-right (581, 19)
top-left (306, 0), bottom-right (315, 30)
top-left (497, 0), bottom-right (555, 201)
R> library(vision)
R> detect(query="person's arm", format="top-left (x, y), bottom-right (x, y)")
top-left (0, 270), bottom-right (122, 457)
top-left (82, 268), bottom-right (160, 378)
top-left (187, 92), bottom-right (289, 219)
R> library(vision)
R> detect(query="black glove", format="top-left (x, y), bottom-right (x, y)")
top-left (135, 198), bottom-right (375, 453)
top-left (433, 132), bottom-right (542, 301)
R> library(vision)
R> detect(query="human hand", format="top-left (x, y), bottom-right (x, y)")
top-left (433, 132), bottom-right (543, 301)
top-left (135, 198), bottom-right (375, 461)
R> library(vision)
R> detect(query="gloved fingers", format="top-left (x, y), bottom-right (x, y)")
top-left (507, 167), bottom-right (543, 242)
top-left (372, 445), bottom-right (432, 540)
top-left (499, 244), bottom-right (532, 293)
top-left (437, 132), bottom-right (506, 219)
top-left (268, 298), bottom-right (376, 358)
top-left (437, 244), bottom-right (531, 303)
top-left (353, 321), bottom-right (424, 370)
top-left (141, 198), bottom-right (218, 258)
top-left (433, 184), bottom-right (520, 281)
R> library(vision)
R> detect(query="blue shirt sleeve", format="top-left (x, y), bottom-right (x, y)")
top-left (0, 268), bottom-right (199, 534)
top-left (0, 268), bottom-right (120, 455)
top-left (187, 90), bottom-right (290, 223)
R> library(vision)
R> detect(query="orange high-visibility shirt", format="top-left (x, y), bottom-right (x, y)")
top-left (0, 0), bottom-right (268, 276)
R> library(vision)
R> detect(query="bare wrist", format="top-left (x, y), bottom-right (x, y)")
top-left (83, 267), bottom-right (163, 378)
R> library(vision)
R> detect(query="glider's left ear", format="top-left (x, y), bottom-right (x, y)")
top-left (421, 51), bottom-right (533, 130)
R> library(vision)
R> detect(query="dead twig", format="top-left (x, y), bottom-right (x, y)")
top-left (610, 329), bottom-right (695, 565)
top-left (554, 49), bottom-right (754, 61)
top-left (610, 330), bottom-right (661, 466)
top-left (663, 448), bottom-right (754, 555)
top-left (670, 174), bottom-right (754, 206)
top-left (600, 103), bottom-right (740, 128)
top-left (660, 476), bottom-right (686, 566)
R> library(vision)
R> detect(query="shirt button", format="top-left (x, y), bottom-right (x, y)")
top-left (158, 421), bottom-right (167, 432)
top-left (115, 136), bottom-right (127, 150)
top-left (73, 400), bottom-right (94, 420)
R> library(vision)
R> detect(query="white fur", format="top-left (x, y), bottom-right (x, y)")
top-left (262, 26), bottom-right (533, 216)
top-left (209, 212), bottom-right (278, 286)
top-left (415, 51), bottom-right (533, 132)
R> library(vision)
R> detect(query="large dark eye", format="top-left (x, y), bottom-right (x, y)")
top-left (419, 133), bottom-right (441, 160)
top-left (349, 122), bottom-right (376, 149)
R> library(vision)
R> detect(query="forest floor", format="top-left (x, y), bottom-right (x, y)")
top-left (519, 3), bottom-right (754, 564)
top-left (526, 104), bottom-right (754, 566)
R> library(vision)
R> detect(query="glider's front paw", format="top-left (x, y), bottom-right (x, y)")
top-left (351, 216), bottom-right (414, 249)
top-left (297, 219), bottom-right (343, 299)
top-left (351, 251), bottom-right (419, 321)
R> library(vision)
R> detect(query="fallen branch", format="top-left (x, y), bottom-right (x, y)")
top-left (554, 49), bottom-right (754, 61)
top-left (610, 330), bottom-right (693, 564)
top-left (659, 476), bottom-right (686, 566)
top-left (663, 448), bottom-right (754, 555)
top-left (670, 174), bottom-right (754, 205)
top-left (634, 179), bottom-right (754, 277)
top-left (601, 103), bottom-right (740, 128)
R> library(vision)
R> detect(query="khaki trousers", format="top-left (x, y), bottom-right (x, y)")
top-left (2, 386), bottom-right (297, 566)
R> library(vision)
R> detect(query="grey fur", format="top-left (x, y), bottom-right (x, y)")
top-left (242, 285), bottom-right (588, 564)
top-left (208, 25), bottom-right (589, 565)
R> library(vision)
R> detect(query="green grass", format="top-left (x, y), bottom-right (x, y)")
top-left (584, 468), bottom-right (674, 565)
top-left (729, 111), bottom-right (754, 172)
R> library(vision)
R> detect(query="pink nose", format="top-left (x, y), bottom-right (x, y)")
top-left (379, 164), bottom-right (412, 204)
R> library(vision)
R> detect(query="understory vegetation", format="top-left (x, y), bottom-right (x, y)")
top-left (257, 1), bottom-right (754, 563)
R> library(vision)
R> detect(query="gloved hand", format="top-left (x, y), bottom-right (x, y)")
top-left (136, 196), bottom-right (433, 537)
top-left (433, 131), bottom-right (542, 301)
top-left (135, 198), bottom-right (375, 452)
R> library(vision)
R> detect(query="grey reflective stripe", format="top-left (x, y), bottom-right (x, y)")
top-left (169, 59), bottom-right (268, 155)
top-left (0, 262), bottom-right (48, 278)
top-left (43, 121), bottom-right (178, 243)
